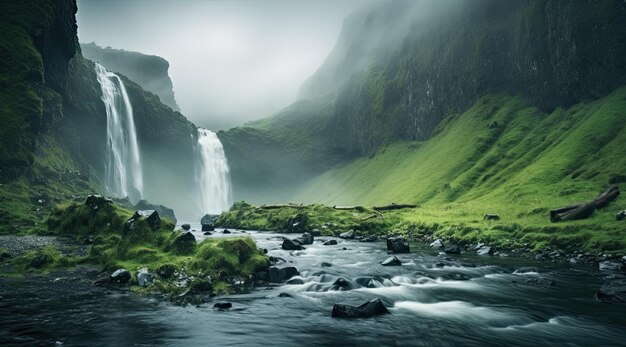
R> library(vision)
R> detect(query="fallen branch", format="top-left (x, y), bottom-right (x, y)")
top-left (333, 205), bottom-right (364, 211)
top-left (372, 203), bottom-right (417, 211)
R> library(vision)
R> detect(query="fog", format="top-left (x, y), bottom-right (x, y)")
top-left (77, 0), bottom-right (377, 130)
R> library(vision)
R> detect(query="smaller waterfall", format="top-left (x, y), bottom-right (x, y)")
top-left (196, 129), bottom-right (232, 215)
top-left (95, 63), bottom-right (143, 202)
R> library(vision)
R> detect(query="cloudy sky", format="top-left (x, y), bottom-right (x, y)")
top-left (77, 0), bottom-right (375, 130)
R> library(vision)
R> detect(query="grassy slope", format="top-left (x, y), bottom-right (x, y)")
top-left (286, 89), bottom-right (626, 252)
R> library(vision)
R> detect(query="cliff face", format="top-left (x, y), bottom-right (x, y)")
top-left (304, 0), bottom-right (626, 155)
top-left (221, 0), bottom-right (626, 202)
top-left (81, 43), bottom-right (180, 112)
top-left (0, 0), bottom-right (200, 230)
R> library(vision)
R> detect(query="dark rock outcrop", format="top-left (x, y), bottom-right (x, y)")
top-left (476, 246), bottom-right (495, 256)
top-left (134, 200), bottom-right (177, 224)
top-left (381, 256), bottom-right (401, 266)
top-left (110, 269), bottom-right (131, 284)
top-left (339, 230), bottom-right (356, 239)
top-left (444, 245), bottom-right (461, 254)
top-left (85, 195), bottom-right (112, 210)
top-left (386, 237), bottom-right (410, 254)
top-left (181, 224), bottom-right (191, 231)
top-left (331, 298), bottom-right (390, 318)
top-left (596, 276), bottom-right (626, 303)
top-left (282, 238), bottom-right (305, 251)
top-left (124, 210), bottom-right (161, 232)
top-left (268, 266), bottom-right (300, 283)
top-left (170, 232), bottom-right (196, 255)
top-left (323, 239), bottom-right (338, 246)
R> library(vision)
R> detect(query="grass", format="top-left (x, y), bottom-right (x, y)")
top-left (2, 198), bottom-right (269, 298)
top-left (273, 90), bottom-right (626, 254)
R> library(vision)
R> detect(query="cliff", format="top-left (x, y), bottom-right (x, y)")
top-left (220, 0), bottom-right (626, 202)
top-left (81, 42), bottom-right (180, 111)
top-left (0, 0), bottom-right (199, 231)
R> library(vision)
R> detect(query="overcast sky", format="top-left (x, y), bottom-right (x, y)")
top-left (77, 0), bottom-right (375, 130)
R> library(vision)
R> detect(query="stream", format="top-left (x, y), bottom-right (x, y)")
top-left (1, 228), bottom-right (625, 346)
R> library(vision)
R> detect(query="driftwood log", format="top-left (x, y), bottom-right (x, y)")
top-left (550, 186), bottom-right (620, 222)
top-left (258, 203), bottom-right (304, 210)
top-left (333, 205), bottom-right (365, 211)
top-left (372, 203), bottom-right (418, 211)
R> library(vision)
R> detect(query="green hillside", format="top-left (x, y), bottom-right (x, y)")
top-left (284, 89), bottom-right (626, 250)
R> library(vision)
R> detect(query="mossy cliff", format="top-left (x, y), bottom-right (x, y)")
top-left (0, 0), bottom-right (200, 230)
top-left (81, 42), bottom-right (180, 112)
top-left (220, 0), bottom-right (626, 203)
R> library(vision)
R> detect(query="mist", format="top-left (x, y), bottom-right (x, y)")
top-left (77, 0), bottom-right (377, 130)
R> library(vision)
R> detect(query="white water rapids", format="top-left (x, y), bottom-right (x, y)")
top-left (95, 63), bottom-right (143, 202)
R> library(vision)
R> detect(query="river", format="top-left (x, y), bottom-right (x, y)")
top-left (1, 228), bottom-right (625, 346)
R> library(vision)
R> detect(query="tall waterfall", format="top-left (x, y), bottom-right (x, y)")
top-left (196, 129), bottom-right (232, 214)
top-left (95, 63), bottom-right (143, 202)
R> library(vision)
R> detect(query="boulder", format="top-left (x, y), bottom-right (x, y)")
top-left (137, 268), bottom-right (155, 287)
top-left (203, 231), bottom-right (212, 236)
top-left (268, 266), bottom-right (300, 283)
top-left (29, 253), bottom-right (52, 268)
top-left (386, 237), bottom-right (410, 254)
top-left (483, 214), bottom-right (501, 221)
top-left (599, 261), bottom-right (624, 272)
top-left (596, 276), bottom-right (626, 303)
top-left (201, 214), bottom-right (219, 226)
top-left (323, 240), bottom-right (338, 246)
top-left (156, 264), bottom-right (177, 278)
top-left (616, 210), bottom-right (626, 221)
top-left (213, 302), bottom-right (232, 310)
top-left (339, 230), bottom-right (356, 239)
top-left (125, 210), bottom-right (161, 232)
top-left (321, 262), bottom-right (333, 267)
top-left (285, 213), bottom-right (309, 233)
top-left (110, 269), bottom-right (131, 284)
top-left (202, 224), bottom-right (215, 232)
top-left (477, 246), bottom-right (495, 256)
top-left (300, 232), bottom-right (314, 245)
top-left (134, 200), bottom-right (177, 224)
top-left (282, 238), bottom-right (305, 251)
top-left (359, 235), bottom-right (378, 242)
top-left (171, 232), bottom-right (197, 254)
top-left (331, 277), bottom-right (357, 291)
top-left (331, 298), bottom-right (390, 318)
top-left (222, 229), bottom-right (231, 234)
top-left (444, 245), bottom-right (461, 254)
top-left (85, 194), bottom-right (112, 210)
top-left (181, 224), bottom-right (191, 231)
top-left (430, 239), bottom-right (445, 249)
top-left (381, 256), bottom-right (401, 266)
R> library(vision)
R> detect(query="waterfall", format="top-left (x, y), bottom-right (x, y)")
top-left (196, 129), bottom-right (232, 215)
top-left (95, 63), bottom-right (143, 202)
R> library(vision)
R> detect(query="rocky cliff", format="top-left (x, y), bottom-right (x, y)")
top-left (0, 0), bottom-right (199, 230)
top-left (220, 0), bottom-right (626, 202)
top-left (81, 43), bottom-right (180, 111)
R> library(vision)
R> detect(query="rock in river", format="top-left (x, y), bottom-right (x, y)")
top-left (137, 268), bottom-right (155, 287)
top-left (381, 256), bottom-right (401, 266)
top-left (477, 246), bottom-right (495, 256)
top-left (282, 238), bottom-right (305, 251)
top-left (444, 245), bottom-right (461, 254)
top-left (110, 269), bottom-right (131, 284)
top-left (323, 240), bottom-right (338, 246)
top-left (181, 224), bottom-right (191, 231)
top-left (339, 230), bottom-right (356, 239)
top-left (331, 298), bottom-right (390, 318)
top-left (596, 276), bottom-right (626, 303)
top-left (387, 237), bottom-right (410, 254)
top-left (268, 266), bottom-right (300, 283)
top-left (430, 239), bottom-right (445, 249)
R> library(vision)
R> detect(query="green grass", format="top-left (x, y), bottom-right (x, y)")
top-left (3, 198), bottom-right (270, 298)
top-left (279, 89), bottom-right (626, 254)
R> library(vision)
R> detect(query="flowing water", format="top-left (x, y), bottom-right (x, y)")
top-left (1, 230), bottom-right (625, 346)
top-left (95, 63), bottom-right (143, 202)
top-left (196, 129), bottom-right (232, 215)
